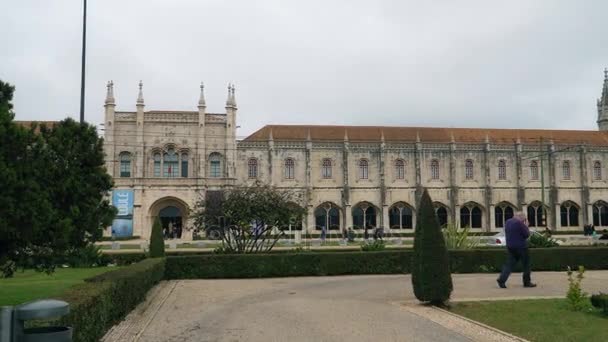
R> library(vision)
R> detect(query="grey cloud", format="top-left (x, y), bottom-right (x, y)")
top-left (1, 0), bottom-right (607, 138)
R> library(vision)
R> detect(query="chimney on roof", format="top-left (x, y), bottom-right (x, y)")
top-left (598, 68), bottom-right (608, 131)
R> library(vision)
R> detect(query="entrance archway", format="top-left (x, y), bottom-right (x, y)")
top-left (148, 197), bottom-right (189, 240)
top-left (159, 206), bottom-right (183, 238)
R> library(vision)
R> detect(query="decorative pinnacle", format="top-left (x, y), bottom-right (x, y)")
top-left (136, 80), bottom-right (144, 105)
top-left (231, 84), bottom-right (237, 108)
top-left (105, 80), bottom-right (115, 105)
top-left (226, 83), bottom-right (233, 107)
top-left (268, 127), bottom-right (274, 141)
top-left (198, 82), bottom-right (206, 107)
top-left (307, 128), bottom-right (312, 141)
top-left (450, 132), bottom-right (455, 143)
top-left (415, 131), bottom-right (420, 143)
top-left (602, 68), bottom-right (608, 106)
top-left (344, 129), bottom-right (349, 141)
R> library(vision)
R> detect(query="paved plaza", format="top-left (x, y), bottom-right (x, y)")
top-left (104, 271), bottom-right (608, 342)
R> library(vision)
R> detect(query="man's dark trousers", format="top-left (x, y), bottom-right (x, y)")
top-left (498, 247), bottom-right (531, 285)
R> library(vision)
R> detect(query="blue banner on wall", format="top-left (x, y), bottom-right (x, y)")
top-left (111, 189), bottom-right (134, 237)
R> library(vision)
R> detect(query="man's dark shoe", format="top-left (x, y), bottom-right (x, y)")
top-left (524, 283), bottom-right (537, 288)
top-left (497, 279), bottom-right (507, 288)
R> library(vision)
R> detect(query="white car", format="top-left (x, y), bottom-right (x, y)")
top-left (485, 229), bottom-right (561, 247)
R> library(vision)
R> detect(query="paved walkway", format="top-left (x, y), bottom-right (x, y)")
top-left (103, 271), bottom-right (608, 342)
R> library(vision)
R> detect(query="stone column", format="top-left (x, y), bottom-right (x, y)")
top-left (306, 205), bottom-right (315, 233)
top-left (555, 203), bottom-right (562, 230)
top-left (382, 205), bottom-right (389, 232)
top-left (489, 204), bottom-right (496, 231)
top-left (579, 145), bottom-right (590, 225)
top-left (345, 204), bottom-right (353, 229)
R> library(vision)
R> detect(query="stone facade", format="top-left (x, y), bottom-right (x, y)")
top-left (104, 71), bottom-right (608, 240)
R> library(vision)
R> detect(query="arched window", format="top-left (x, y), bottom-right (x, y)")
top-left (181, 153), bottom-right (189, 178)
top-left (395, 159), bottom-right (405, 180)
top-left (593, 161), bottom-right (602, 181)
top-left (465, 159), bottom-right (474, 180)
top-left (163, 149), bottom-right (178, 177)
top-left (460, 203), bottom-right (483, 228)
top-left (434, 204), bottom-right (449, 227)
top-left (153, 153), bottom-right (161, 177)
top-left (593, 201), bottom-right (608, 226)
top-left (498, 160), bottom-right (507, 180)
top-left (352, 202), bottom-right (377, 229)
top-left (389, 203), bottom-right (413, 229)
top-left (119, 152), bottom-right (131, 178)
top-left (248, 158), bottom-right (258, 179)
top-left (560, 201), bottom-right (579, 227)
top-left (562, 160), bottom-right (571, 180)
top-left (430, 159), bottom-right (439, 180)
top-left (209, 152), bottom-right (222, 178)
top-left (527, 201), bottom-right (546, 227)
top-left (284, 158), bottom-right (295, 179)
top-left (322, 158), bottom-right (332, 179)
top-left (359, 159), bottom-right (369, 179)
top-left (494, 203), bottom-right (515, 228)
top-left (314, 202), bottom-right (341, 231)
top-left (530, 160), bottom-right (539, 180)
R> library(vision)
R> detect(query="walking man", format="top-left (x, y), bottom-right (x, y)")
top-left (497, 211), bottom-right (537, 288)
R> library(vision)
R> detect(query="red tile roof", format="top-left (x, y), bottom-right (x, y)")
top-left (243, 125), bottom-right (608, 145)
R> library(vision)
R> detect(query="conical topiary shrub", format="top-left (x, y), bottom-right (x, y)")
top-left (149, 217), bottom-right (165, 258)
top-left (412, 188), bottom-right (453, 306)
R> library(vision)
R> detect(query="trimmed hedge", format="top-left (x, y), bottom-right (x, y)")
top-left (165, 247), bottom-right (608, 279)
top-left (57, 258), bottom-right (166, 342)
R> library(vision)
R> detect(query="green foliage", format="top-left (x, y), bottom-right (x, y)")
top-left (165, 251), bottom-right (411, 279)
top-left (566, 265), bottom-right (589, 311)
top-left (149, 217), bottom-right (165, 257)
top-left (1, 81), bottom-right (115, 276)
top-left (590, 293), bottom-right (608, 314)
top-left (529, 232), bottom-right (560, 248)
top-left (62, 244), bottom-right (105, 268)
top-left (412, 189), bottom-right (453, 306)
top-left (57, 258), bottom-right (165, 342)
top-left (361, 240), bottom-right (385, 251)
top-left (191, 182), bottom-right (306, 253)
top-left (442, 223), bottom-right (480, 250)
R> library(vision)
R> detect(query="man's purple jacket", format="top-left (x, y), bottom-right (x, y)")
top-left (504, 217), bottom-right (530, 249)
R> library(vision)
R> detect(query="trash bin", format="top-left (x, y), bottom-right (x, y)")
top-left (9, 299), bottom-right (71, 342)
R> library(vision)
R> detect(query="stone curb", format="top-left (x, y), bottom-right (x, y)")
top-left (432, 306), bottom-right (529, 342)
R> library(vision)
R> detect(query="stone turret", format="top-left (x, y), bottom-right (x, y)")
top-left (104, 81), bottom-right (116, 176)
top-left (597, 68), bottom-right (608, 131)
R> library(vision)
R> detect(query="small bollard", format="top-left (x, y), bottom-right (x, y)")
top-left (169, 241), bottom-right (177, 250)
top-left (111, 241), bottom-right (120, 250)
top-left (0, 299), bottom-right (72, 342)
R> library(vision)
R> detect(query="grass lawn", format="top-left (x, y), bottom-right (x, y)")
top-left (451, 299), bottom-right (608, 342)
top-left (0, 267), bottom-right (114, 306)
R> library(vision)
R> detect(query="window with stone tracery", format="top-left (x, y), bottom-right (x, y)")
top-left (284, 158), bottom-right (295, 179)
top-left (163, 149), bottom-right (179, 177)
top-left (119, 152), bottom-right (131, 178)
top-left (498, 160), bottom-right (506, 180)
top-left (593, 161), bottom-right (602, 181)
top-left (562, 160), bottom-right (571, 180)
top-left (465, 159), bottom-right (474, 180)
top-left (395, 159), bottom-right (405, 180)
top-left (430, 159), bottom-right (439, 180)
top-left (530, 160), bottom-right (539, 180)
top-left (322, 158), bottom-right (332, 179)
top-left (359, 159), bottom-right (368, 179)
top-left (248, 158), bottom-right (258, 179)
top-left (153, 153), bottom-right (161, 177)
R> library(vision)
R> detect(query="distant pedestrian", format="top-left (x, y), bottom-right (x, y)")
top-left (497, 211), bottom-right (537, 288)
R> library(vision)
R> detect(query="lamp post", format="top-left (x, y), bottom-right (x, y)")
top-left (79, 0), bottom-right (87, 123)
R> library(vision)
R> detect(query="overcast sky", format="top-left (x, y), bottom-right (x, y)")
top-left (2, 0), bottom-right (607, 138)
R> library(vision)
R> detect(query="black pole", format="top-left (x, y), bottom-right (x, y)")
top-left (79, 0), bottom-right (87, 123)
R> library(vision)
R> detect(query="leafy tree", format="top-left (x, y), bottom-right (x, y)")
top-left (149, 217), bottom-right (165, 257)
top-left (0, 79), bottom-right (115, 276)
top-left (192, 182), bottom-right (305, 253)
top-left (412, 188), bottom-right (453, 306)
